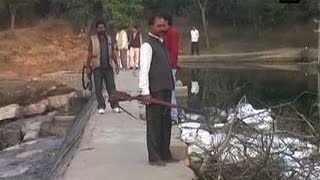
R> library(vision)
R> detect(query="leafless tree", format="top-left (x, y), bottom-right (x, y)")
top-left (180, 92), bottom-right (320, 180)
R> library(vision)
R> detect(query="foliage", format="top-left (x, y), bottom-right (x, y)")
top-left (49, 0), bottom-right (144, 28)
top-left (0, 0), bottom-right (318, 31)
top-left (142, 0), bottom-right (192, 15)
top-left (0, 0), bottom-right (39, 29)
top-left (102, 0), bottom-right (144, 28)
top-left (0, 0), bottom-right (38, 13)
top-left (212, 0), bottom-right (318, 30)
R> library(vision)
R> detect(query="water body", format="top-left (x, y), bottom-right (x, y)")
top-left (178, 62), bottom-right (318, 133)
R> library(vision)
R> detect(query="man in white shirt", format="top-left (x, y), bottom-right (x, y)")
top-left (190, 26), bottom-right (200, 55)
top-left (139, 13), bottom-right (175, 166)
top-left (116, 26), bottom-right (129, 70)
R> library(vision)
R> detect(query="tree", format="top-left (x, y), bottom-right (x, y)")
top-left (102, 0), bottom-right (144, 28)
top-left (0, 0), bottom-right (38, 29)
top-left (212, 0), bottom-right (318, 33)
top-left (49, 0), bottom-right (68, 18)
top-left (195, 0), bottom-right (210, 49)
top-left (142, 0), bottom-right (192, 15)
top-left (53, 0), bottom-right (143, 33)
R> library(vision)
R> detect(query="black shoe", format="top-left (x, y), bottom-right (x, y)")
top-left (149, 161), bottom-right (166, 166)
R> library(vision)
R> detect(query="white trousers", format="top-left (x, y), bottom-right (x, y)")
top-left (129, 47), bottom-right (140, 68)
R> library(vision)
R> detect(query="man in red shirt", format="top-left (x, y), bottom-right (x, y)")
top-left (163, 13), bottom-right (179, 123)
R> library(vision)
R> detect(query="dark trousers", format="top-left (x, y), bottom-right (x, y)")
top-left (146, 90), bottom-right (172, 162)
top-left (93, 68), bottom-right (119, 109)
top-left (191, 42), bottom-right (199, 55)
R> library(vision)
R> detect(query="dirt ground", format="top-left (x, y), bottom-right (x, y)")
top-left (0, 19), bottom-right (316, 107)
top-left (0, 21), bottom-right (86, 106)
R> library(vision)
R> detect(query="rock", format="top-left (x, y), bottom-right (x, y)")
top-left (0, 165), bottom-right (30, 178)
top-left (23, 101), bottom-right (48, 116)
top-left (50, 86), bottom-right (57, 91)
top-left (188, 155), bottom-right (203, 177)
top-left (170, 139), bottom-right (188, 160)
top-left (40, 115), bottom-right (73, 137)
top-left (48, 92), bottom-right (76, 109)
top-left (39, 121), bottom-right (53, 137)
top-left (22, 121), bottom-right (42, 142)
top-left (16, 150), bottom-right (43, 159)
top-left (54, 115), bottom-right (76, 122)
top-left (40, 99), bottom-right (49, 106)
top-left (0, 137), bottom-right (63, 179)
top-left (3, 144), bottom-right (21, 152)
top-left (176, 86), bottom-right (188, 97)
top-left (3, 128), bottom-right (22, 147)
top-left (31, 77), bottom-right (40, 82)
top-left (0, 104), bottom-right (21, 121)
top-left (3, 140), bottom-right (37, 152)
top-left (176, 80), bottom-right (183, 87)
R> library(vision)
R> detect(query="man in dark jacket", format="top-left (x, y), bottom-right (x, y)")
top-left (139, 14), bottom-right (175, 166)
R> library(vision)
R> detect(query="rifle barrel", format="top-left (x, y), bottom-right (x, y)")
top-left (110, 91), bottom-right (203, 115)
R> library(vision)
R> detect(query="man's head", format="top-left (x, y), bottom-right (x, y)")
top-left (122, 26), bottom-right (128, 31)
top-left (96, 20), bottom-right (106, 36)
top-left (192, 26), bottom-right (196, 30)
top-left (148, 13), bottom-right (166, 37)
top-left (162, 13), bottom-right (173, 32)
top-left (132, 25), bottom-right (139, 33)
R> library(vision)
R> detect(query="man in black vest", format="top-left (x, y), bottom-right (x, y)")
top-left (128, 25), bottom-right (143, 69)
top-left (87, 21), bottom-right (121, 114)
top-left (139, 14), bottom-right (175, 166)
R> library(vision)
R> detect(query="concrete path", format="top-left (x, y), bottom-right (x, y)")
top-left (64, 70), bottom-right (194, 180)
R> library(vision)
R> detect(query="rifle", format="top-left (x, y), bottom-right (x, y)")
top-left (82, 66), bottom-right (92, 91)
top-left (109, 91), bottom-right (203, 115)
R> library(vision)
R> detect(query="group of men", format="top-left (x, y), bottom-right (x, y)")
top-left (115, 25), bottom-right (143, 70)
top-left (86, 12), bottom-right (199, 167)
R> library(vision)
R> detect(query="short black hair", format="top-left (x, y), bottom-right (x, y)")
top-left (161, 12), bottom-right (173, 26)
top-left (148, 13), bottom-right (164, 26)
top-left (133, 25), bottom-right (139, 29)
top-left (95, 20), bottom-right (106, 28)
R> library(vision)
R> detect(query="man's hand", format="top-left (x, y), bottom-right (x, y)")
top-left (141, 95), bottom-right (152, 105)
top-left (115, 66), bottom-right (120, 75)
top-left (86, 66), bottom-right (92, 74)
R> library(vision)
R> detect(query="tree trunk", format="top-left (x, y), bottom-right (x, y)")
top-left (9, 5), bottom-right (17, 30)
top-left (317, 0), bottom-right (320, 123)
top-left (318, 1), bottom-right (320, 64)
top-left (196, 0), bottom-right (210, 49)
top-left (201, 10), bottom-right (210, 49)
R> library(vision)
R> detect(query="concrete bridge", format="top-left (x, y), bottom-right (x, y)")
top-left (54, 71), bottom-right (194, 180)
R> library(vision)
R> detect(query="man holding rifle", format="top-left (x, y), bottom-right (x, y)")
top-left (86, 20), bottom-right (122, 114)
top-left (139, 13), bottom-right (176, 166)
